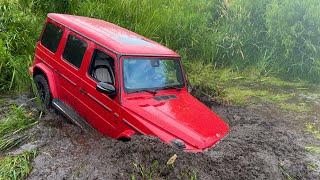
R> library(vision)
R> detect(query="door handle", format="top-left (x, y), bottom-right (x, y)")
top-left (79, 88), bottom-right (86, 94)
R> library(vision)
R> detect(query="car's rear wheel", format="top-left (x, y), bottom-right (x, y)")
top-left (34, 75), bottom-right (51, 107)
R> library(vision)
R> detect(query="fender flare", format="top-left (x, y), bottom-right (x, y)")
top-left (32, 63), bottom-right (58, 98)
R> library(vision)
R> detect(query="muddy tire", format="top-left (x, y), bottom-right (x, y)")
top-left (34, 74), bottom-right (51, 107)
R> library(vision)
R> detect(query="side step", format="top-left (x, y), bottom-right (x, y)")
top-left (52, 99), bottom-right (97, 135)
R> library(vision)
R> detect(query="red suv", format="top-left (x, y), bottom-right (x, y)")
top-left (29, 14), bottom-right (229, 152)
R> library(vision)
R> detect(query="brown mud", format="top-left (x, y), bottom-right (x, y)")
top-left (2, 94), bottom-right (320, 179)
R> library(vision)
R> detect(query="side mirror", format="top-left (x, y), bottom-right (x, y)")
top-left (96, 82), bottom-right (116, 97)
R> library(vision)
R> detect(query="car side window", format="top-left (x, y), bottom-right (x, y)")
top-left (41, 23), bottom-right (63, 53)
top-left (88, 49), bottom-right (115, 85)
top-left (62, 34), bottom-right (87, 69)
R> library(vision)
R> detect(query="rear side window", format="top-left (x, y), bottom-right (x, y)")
top-left (41, 23), bottom-right (63, 53)
top-left (62, 35), bottom-right (87, 68)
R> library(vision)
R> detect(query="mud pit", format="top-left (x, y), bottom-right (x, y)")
top-left (4, 94), bottom-right (319, 179)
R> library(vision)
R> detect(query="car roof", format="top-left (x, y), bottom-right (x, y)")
top-left (48, 13), bottom-right (179, 57)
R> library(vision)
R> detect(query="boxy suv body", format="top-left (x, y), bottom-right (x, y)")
top-left (30, 14), bottom-right (229, 152)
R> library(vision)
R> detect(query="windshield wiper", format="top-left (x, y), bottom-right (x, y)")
top-left (130, 89), bottom-right (157, 95)
top-left (159, 85), bottom-right (182, 91)
top-left (129, 85), bottom-right (181, 95)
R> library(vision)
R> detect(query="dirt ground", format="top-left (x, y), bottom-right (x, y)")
top-left (3, 93), bottom-right (320, 179)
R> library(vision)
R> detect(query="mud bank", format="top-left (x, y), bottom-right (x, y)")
top-left (18, 95), bottom-right (318, 180)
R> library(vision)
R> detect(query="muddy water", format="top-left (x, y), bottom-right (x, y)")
top-left (3, 94), bottom-right (319, 179)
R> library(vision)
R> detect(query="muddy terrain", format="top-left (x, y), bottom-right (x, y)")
top-left (2, 93), bottom-right (319, 180)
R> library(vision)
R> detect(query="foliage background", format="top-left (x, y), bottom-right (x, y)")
top-left (0, 0), bottom-right (319, 93)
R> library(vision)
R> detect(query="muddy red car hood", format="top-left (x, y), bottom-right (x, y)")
top-left (123, 91), bottom-right (229, 151)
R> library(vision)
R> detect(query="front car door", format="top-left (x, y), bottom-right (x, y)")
top-left (76, 45), bottom-right (121, 137)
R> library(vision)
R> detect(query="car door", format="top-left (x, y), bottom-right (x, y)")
top-left (56, 30), bottom-right (89, 108)
top-left (76, 46), bottom-right (120, 137)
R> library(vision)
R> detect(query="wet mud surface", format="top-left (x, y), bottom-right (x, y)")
top-left (2, 94), bottom-right (320, 179)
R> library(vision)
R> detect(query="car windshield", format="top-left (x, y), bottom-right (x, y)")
top-left (123, 58), bottom-right (184, 93)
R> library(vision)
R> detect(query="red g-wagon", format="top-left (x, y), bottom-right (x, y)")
top-left (29, 13), bottom-right (229, 152)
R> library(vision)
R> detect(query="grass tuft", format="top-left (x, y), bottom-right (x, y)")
top-left (0, 150), bottom-right (37, 180)
top-left (0, 105), bottom-right (37, 152)
top-left (306, 122), bottom-right (320, 139)
top-left (279, 103), bottom-right (311, 113)
top-left (305, 146), bottom-right (320, 154)
top-left (0, 106), bottom-right (37, 137)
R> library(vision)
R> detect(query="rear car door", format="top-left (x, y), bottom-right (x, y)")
top-left (36, 20), bottom-right (64, 97)
top-left (56, 30), bottom-right (89, 108)
top-left (76, 46), bottom-right (120, 137)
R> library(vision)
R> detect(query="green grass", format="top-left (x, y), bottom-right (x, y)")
top-left (2, 0), bottom-right (320, 94)
top-left (0, 0), bottom-right (42, 93)
top-left (306, 122), bottom-right (320, 139)
top-left (305, 123), bottom-right (320, 157)
top-left (258, 76), bottom-right (307, 89)
top-left (305, 146), bottom-right (320, 154)
top-left (0, 106), bottom-right (37, 152)
top-left (0, 150), bottom-right (37, 180)
top-left (223, 87), bottom-right (268, 105)
top-left (279, 103), bottom-right (311, 113)
top-left (0, 106), bottom-right (37, 137)
top-left (185, 60), bottom-right (313, 112)
top-left (307, 162), bottom-right (319, 171)
top-left (198, 62), bottom-right (316, 114)
top-left (0, 104), bottom-right (38, 179)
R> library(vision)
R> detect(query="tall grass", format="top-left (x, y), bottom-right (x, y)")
top-left (0, 0), bottom-right (42, 93)
top-left (0, 0), bottom-right (320, 94)
top-left (68, 0), bottom-right (220, 60)
top-left (215, 0), bottom-right (320, 81)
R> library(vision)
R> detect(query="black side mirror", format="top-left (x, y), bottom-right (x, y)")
top-left (96, 82), bottom-right (116, 97)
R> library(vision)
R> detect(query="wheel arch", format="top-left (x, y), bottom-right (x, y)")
top-left (32, 63), bottom-right (58, 98)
